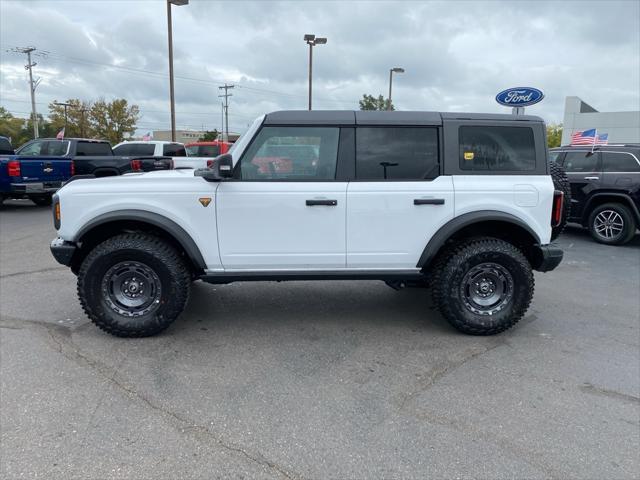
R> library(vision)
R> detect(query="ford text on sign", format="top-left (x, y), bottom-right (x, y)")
top-left (495, 87), bottom-right (544, 107)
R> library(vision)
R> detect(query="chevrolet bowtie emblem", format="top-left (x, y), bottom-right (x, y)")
top-left (199, 197), bottom-right (212, 207)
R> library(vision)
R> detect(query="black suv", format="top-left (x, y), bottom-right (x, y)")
top-left (550, 145), bottom-right (640, 245)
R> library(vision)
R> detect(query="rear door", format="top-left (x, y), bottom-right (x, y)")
top-left (600, 150), bottom-right (640, 192)
top-left (562, 150), bottom-right (602, 219)
top-left (346, 126), bottom-right (454, 269)
top-left (216, 125), bottom-right (347, 270)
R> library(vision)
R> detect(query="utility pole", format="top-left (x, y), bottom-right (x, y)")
top-left (79, 108), bottom-right (89, 138)
top-left (54, 102), bottom-right (73, 130)
top-left (218, 83), bottom-right (234, 142)
top-left (10, 47), bottom-right (41, 138)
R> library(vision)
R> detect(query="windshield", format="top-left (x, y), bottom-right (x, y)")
top-left (228, 115), bottom-right (265, 163)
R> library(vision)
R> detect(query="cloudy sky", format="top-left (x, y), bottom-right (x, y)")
top-left (1, 0), bottom-right (639, 135)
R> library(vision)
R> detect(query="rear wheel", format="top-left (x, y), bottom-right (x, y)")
top-left (31, 194), bottom-right (52, 206)
top-left (432, 238), bottom-right (534, 335)
top-left (77, 233), bottom-right (191, 337)
top-left (588, 203), bottom-right (636, 245)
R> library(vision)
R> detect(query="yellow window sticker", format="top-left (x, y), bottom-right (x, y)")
top-left (463, 151), bottom-right (474, 161)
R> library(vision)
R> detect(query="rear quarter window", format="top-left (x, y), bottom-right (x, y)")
top-left (602, 152), bottom-right (640, 172)
top-left (163, 144), bottom-right (186, 157)
top-left (459, 126), bottom-right (536, 171)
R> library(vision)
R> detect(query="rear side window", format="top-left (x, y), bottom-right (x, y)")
top-left (187, 145), bottom-right (219, 157)
top-left (45, 141), bottom-right (70, 156)
top-left (356, 127), bottom-right (439, 180)
top-left (163, 144), bottom-right (186, 157)
top-left (564, 151), bottom-right (599, 172)
top-left (602, 152), bottom-right (640, 172)
top-left (0, 137), bottom-right (13, 154)
top-left (459, 126), bottom-right (535, 171)
top-left (240, 126), bottom-right (339, 180)
top-left (76, 142), bottom-right (112, 156)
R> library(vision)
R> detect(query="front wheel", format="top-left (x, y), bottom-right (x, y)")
top-left (77, 233), bottom-right (191, 337)
top-left (432, 238), bottom-right (534, 335)
top-left (588, 203), bottom-right (636, 246)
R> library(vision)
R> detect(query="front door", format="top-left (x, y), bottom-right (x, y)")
top-left (216, 125), bottom-right (347, 270)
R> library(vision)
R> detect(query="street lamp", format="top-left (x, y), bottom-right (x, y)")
top-left (167, 0), bottom-right (188, 142)
top-left (388, 67), bottom-right (405, 111)
top-left (304, 34), bottom-right (327, 110)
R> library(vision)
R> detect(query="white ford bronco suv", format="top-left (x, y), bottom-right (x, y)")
top-left (50, 111), bottom-right (567, 338)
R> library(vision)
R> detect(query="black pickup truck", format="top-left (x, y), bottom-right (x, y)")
top-left (16, 138), bottom-right (134, 176)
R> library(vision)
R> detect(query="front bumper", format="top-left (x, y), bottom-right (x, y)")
top-left (534, 245), bottom-right (564, 272)
top-left (11, 181), bottom-right (62, 194)
top-left (50, 237), bottom-right (77, 267)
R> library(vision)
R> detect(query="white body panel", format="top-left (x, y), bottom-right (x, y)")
top-left (216, 181), bottom-right (347, 269)
top-left (453, 175), bottom-right (554, 244)
top-left (56, 170), bottom-right (224, 270)
top-left (346, 177), bottom-right (455, 268)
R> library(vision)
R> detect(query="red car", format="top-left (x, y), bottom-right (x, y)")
top-left (185, 140), bottom-right (232, 158)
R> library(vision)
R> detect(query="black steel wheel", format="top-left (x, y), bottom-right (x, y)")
top-left (431, 237), bottom-right (534, 335)
top-left (78, 233), bottom-right (191, 337)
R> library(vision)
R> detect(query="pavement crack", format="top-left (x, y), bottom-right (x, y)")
top-left (580, 382), bottom-right (640, 405)
top-left (44, 327), bottom-right (303, 480)
top-left (397, 342), bottom-right (502, 412)
top-left (0, 266), bottom-right (67, 279)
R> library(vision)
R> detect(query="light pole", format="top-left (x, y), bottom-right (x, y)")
top-left (54, 102), bottom-right (72, 130)
top-left (388, 67), bottom-right (404, 111)
top-left (304, 34), bottom-right (327, 110)
top-left (167, 0), bottom-right (188, 142)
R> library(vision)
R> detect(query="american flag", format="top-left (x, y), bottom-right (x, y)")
top-left (570, 129), bottom-right (597, 145)
top-left (142, 132), bottom-right (152, 141)
top-left (595, 133), bottom-right (609, 145)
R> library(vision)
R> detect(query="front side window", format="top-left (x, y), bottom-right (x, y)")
top-left (459, 126), bottom-right (535, 171)
top-left (17, 140), bottom-right (44, 156)
top-left (564, 151), bottom-right (599, 172)
top-left (602, 152), bottom-right (640, 172)
top-left (356, 127), bottom-right (439, 180)
top-left (240, 126), bottom-right (339, 180)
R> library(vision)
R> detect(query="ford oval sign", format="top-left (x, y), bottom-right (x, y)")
top-left (495, 87), bottom-right (544, 107)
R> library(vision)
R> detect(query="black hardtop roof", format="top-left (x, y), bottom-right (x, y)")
top-left (34, 137), bottom-right (110, 143)
top-left (264, 110), bottom-right (544, 126)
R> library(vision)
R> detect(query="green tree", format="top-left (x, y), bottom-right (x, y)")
top-left (198, 130), bottom-right (219, 141)
top-left (359, 94), bottom-right (394, 111)
top-left (0, 108), bottom-right (54, 148)
top-left (90, 98), bottom-right (140, 144)
top-left (48, 99), bottom-right (94, 138)
top-left (547, 123), bottom-right (563, 148)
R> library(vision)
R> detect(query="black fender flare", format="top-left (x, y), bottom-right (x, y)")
top-left (416, 210), bottom-right (542, 268)
top-left (582, 192), bottom-right (640, 224)
top-left (74, 209), bottom-right (207, 270)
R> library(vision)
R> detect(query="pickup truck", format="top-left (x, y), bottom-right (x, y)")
top-left (17, 138), bottom-right (133, 176)
top-left (114, 140), bottom-right (210, 170)
top-left (1, 136), bottom-right (73, 206)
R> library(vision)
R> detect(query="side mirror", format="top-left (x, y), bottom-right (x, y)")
top-left (195, 153), bottom-right (234, 182)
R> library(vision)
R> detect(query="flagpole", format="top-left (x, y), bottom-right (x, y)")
top-left (591, 128), bottom-right (597, 154)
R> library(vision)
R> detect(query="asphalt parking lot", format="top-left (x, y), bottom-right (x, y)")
top-left (1, 199), bottom-right (639, 479)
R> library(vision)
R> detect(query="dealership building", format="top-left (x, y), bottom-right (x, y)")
top-left (561, 96), bottom-right (640, 145)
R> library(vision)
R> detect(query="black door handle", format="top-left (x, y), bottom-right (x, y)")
top-left (306, 199), bottom-right (337, 206)
top-left (414, 198), bottom-right (445, 205)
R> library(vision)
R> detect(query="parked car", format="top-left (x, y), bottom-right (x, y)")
top-left (113, 140), bottom-right (187, 157)
top-left (16, 138), bottom-right (133, 177)
top-left (51, 110), bottom-right (567, 338)
top-left (185, 140), bottom-right (232, 157)
top-left (1, 137), bottom-right (74, 206)
top-left (550, 144), bottom-right (640, 245)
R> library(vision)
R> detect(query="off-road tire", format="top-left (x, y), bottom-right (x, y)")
top-left (77, 233), bottom-right (191, 337)
top-left (31, 194), bottom-right (53, 206)
top-left (587, 203), bottom-right (636, 246)
top-left (549, 160), bottom-right (571, 241)
top-left (431, 237), bottom-right (534, 335)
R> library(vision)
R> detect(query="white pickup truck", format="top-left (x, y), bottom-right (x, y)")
top-left (50, 110), bottom-right (568, 338)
